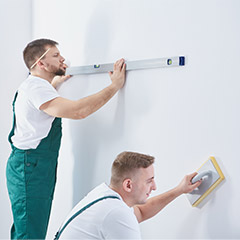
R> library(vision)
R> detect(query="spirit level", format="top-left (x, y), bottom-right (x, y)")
top-left (66, 56), bottom-right (185, 75)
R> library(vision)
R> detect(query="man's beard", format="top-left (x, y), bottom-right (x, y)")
top-left (55, 68), bottom-right (66, 76)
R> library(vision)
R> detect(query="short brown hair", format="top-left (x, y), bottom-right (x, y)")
top-left (110, 151), bottom-right (155, 187)
top-left (23, 39), bottom-right (58, 69)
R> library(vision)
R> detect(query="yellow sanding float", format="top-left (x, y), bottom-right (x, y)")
top-left (187, 156), bottom-right (225, 207)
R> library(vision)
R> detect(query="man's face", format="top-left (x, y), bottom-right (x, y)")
top-left (131, 165), bottom-right (157, 205)
top-left (41, 46), bottom-right (66, 76)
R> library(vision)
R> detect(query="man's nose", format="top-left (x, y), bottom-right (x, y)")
top-left (60, 55), bottom-right (65, 62)
top-left (152, 180), bottom-right (157, 191)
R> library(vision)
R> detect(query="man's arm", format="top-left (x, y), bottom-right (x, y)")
top-left (133, 172), bottom-right (202, 223)
top-left (40, 59), bottom-right (126, 119)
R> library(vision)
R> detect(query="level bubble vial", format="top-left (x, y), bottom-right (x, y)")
top-left (167, 59), bottom-right (172, 65)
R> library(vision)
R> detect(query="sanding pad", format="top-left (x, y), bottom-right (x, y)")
top-left (187, 156), bottom-right (225, 207)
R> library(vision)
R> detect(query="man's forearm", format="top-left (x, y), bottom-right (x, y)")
top-left (74, 83), bottom-right (120, 119)
top-left (40, 83), bottom-right (120, 119)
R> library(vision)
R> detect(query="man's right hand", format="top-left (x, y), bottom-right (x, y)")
top-left (108, 58), bottom-right (126, 90)
top-left (51, 75), bottom-right (71, 89)
top-left (177, 172), bottom-right (202, 194)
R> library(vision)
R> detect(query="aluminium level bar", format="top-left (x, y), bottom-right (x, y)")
top-left (66, 56), bottom-right (185, 75)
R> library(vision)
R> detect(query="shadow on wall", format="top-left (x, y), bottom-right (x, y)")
top-left (197, 159), bottom-right (239, 239)
top-left (70, 93), bottom-right (126, 206)
top-left (69, 2), bottom-right (126, 206)
top-left (205, 179), bottom-right (239, 238)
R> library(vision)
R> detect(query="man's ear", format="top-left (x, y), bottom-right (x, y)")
top-left (122, 179), bottom-right (133, 193)
top-left (37, 60), bottom-right (45, 69)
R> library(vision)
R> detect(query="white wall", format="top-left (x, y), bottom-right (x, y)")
top-left (0, 0), bottom-right (32, 238)
top-left (7, 0), bottom-right (239, 239)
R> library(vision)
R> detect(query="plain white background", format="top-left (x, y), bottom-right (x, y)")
top-left (1, 0), bottom-right (240, 239)
top-left (0, 0), bottom-right (32, 239)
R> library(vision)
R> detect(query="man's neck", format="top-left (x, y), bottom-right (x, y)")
top-left (30, 70), bottom-right (54, 83)
top-left (109, 184), bottom-right (134, 207)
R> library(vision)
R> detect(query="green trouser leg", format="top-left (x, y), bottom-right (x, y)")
top-left (9, 197), bottom-right (53, 239)
top-left (6, 148), bottom-right (59, 239)
top-left (6, 109), bottom-right (62, 239)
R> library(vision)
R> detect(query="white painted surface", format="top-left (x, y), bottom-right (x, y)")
top-left (1, 0), bottom-right (239, 239)
top-left (33, 0), bottom-right (240, 239)
top-left (0, 0), bottom-right (32, 238)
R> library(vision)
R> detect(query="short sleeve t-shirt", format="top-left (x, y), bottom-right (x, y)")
top-left (11, 75), bottom-right (60, 149)
top-left (59, 183), bottom-right (141, 239)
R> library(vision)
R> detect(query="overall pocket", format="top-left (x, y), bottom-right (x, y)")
top-left (24, 151), bottom-right (38, 185)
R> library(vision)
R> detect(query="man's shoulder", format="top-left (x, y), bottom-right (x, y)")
top-left (18, 75), bottom-right (54, 94)
top-left (87, 183), bottom-right (120, 200)
top-left (30, 75), bottom-right (51, 85)
top-left (104, 200), bottom-right (133, 216)
top-left (95, 194), bottom-right (135, 223)
top-left (101, 201), bottom-right (140, 238)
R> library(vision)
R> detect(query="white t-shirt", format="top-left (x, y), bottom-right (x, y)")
top-left (59, 183), bottom-right (141, 239)
top-left (11, 75), bottom-right (60, 149)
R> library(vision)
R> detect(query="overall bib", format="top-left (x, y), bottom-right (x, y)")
top-left (6, 92), bottom-right (62, 239)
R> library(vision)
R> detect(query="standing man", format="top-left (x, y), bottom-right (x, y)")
top-left (6, 39), bottom-right (126, 240)
top-left (55, 151), bottom-right (202, 239)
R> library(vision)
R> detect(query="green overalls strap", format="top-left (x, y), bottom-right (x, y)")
top-left (6, 92), bottom-right (62, 240)
top-left (54, 195), bottom-right (120, 240)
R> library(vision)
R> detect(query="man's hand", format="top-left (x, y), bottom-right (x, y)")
top-left (177, 172), bottom-right (202, 194)
top-left (108, 58), bottom-right (126, 90)
top-left (51, 75), bottom-right (71, 89)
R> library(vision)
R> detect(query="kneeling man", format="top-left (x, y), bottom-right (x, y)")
top-left (55, 151), bottom-right (201, 239)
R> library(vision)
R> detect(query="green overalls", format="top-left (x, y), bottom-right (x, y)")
top-left (6, 92), bottom-right (62, 239)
